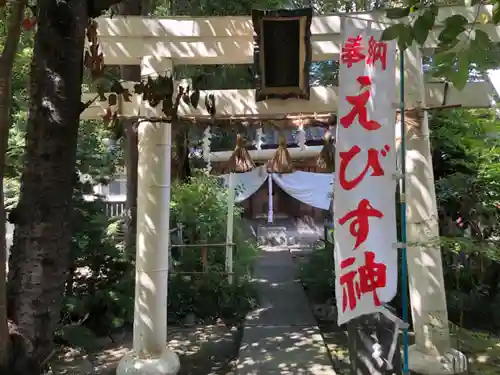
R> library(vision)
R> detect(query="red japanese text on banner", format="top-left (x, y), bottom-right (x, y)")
top-left (334, 18), bottom-right (398, 326)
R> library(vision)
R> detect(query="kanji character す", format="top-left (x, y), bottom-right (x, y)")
top-left (341, 35), bottom-right (365, 68)
top-left (339, 199), bottom-right (384, 250)
top-left (339, 251), bottom-right (387, 312)
top-left (338, 144), bottom-right (390, 190)
top-left (340, 76), bottom-right (382, 131)
top-left (367, 36), bottom-right (388, 71)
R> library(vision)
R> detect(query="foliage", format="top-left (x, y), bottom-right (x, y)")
top-left (168, 175), bottom-right (259, 323)
top-left (59, 196), bottom-right (134, 344)
top-left (299, 242), bottom-right (335, 303)
top-left (450, 323), bottom-right (500, 375)
top-left (430, 108), bottom-right (500, 330)
top-left (168, 272), bottom-right (258, 324)
top-left (382, 3), bottom-right (500, 89)
top-left (170, 174), bottom-right (258, 274)
top-left (56, 174), bottom-right (258, 350)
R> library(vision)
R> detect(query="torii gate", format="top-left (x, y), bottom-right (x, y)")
top-left (80, 6), bottom-right (498, 375)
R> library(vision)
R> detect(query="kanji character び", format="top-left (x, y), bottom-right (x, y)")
top-left (340, 76), bottom-right (381, 131)
top-left (341, 35), bottom-right (365, 68)
top-left (338, 199), bottom-right (384, 250)
top-left (338, 144), bottom-right (390, 190)
top-left (339, 251), bottom-right (387, 312)
top-left (367, 36), bottom-right (388, 71)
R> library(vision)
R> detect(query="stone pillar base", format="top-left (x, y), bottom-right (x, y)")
top-left (116, 348), bottom-right (180, 375)
top-left (409, 345), bottom-right (468, 374)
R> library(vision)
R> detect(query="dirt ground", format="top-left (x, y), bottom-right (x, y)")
top-left (49, 324), bottom-right (242, 375)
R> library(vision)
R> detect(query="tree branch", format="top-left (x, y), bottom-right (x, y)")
top-left (0, 0), bottom-right (28, 65)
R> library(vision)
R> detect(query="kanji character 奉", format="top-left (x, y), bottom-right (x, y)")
top-left (339, 251), bottom-right (387, 312)
top-left (341, 35), bottom-right (365, 68)
top-left (367, 36), bottom-right (388, 71)
top-left (339, 199), bottom-right (384, 250)
top-left (338, 144), bottom-right (390, 190)
top-left (340, 76), bottom-right (381, 131)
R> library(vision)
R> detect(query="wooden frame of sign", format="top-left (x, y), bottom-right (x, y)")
top-left (252, 8), bottom-right (313, 102)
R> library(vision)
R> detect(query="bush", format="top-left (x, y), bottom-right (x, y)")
top-left (168, 174), bottom-right (259, 323)
top-left (60, 194), bottom-right (134, 340)
top-left (170, 175), bottom-right (258, 275)
top-left (298, 242), bottom-right (335, 304)
top-left (60, 174), bottom-right (259, 346)
top-left (168, 271), bottom-right (258, 325)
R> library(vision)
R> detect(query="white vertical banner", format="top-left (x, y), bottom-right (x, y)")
top-left (334, 18), bottom-right (398, 325)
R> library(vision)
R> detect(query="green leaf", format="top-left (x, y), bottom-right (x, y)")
top-left (413, 8), bottom-right (438, 45)
top-left (493, 4), bottom-right (500, 24)
top-left (398, 25), bottom-right (414, 51)
top-left (450, 52), bottom-right (470, 91)
top-left (444, 14), bottom-right (469, 29)
top-left (430, 51), bottom-right (456, 79)
top-left (380, 23), bottom-right (407, 41)
top-left (386, 7), bottom-right (411, 19)
top-left (435, 37), bottom-right (460, 54)
top-left (474, 29), bottom-right (492, 47)
top-left (438, 26), bottom-right (463, 45)
top-left (469, 29), bottom-right (494, 66)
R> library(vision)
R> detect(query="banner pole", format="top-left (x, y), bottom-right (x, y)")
top-left (399, 49), bottom-right (410, 375)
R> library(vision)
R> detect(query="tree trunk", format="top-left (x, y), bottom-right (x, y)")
top-left (0, 0), bottom-right (28, 370)
top-left (7, 0), bottom-right (89, 365)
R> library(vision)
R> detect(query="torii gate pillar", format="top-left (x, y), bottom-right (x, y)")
top-left (403, 47), bottom-right (467, 374)
top-left (116, 57), bottom-right (180, 375)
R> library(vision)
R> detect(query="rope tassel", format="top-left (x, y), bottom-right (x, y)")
top-left (266, 135), bottom-right (294, 174)
top-left (227, 134), bottom-right (255, 173)
top-left (316, 130), bottom-right (335, 172)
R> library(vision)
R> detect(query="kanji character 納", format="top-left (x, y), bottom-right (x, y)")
top-left (367, 36), bottom-right (388, 71)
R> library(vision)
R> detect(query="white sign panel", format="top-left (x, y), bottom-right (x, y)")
top-left (334, 18), bottom-right (398, 325)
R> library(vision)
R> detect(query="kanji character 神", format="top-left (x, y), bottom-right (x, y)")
top-left (340, 76), bottom-right (381, 131)
top-left (339, 251), bottom-right (387, 312)
top-left (341, 35), bottom-right (365, 68)
top-left (339, 199), bottom-right (383, 250)
top-left (367, 36), bottom-right (388, 71)
top-left (338, 144), bottom-right (390, 190)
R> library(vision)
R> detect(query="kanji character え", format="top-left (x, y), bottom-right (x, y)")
top-left (340, 76), bottom-right (381, 131)
top-left (338, 144), bottom-right (390, 190)
top-left (341, 35), bottom-right (365, 68)
top-left (367, 36), bottom-right (387, 71)
top-left (339, 251), bottom-right (387, 312)
top-left (339, 199), bottom-right (383, 250)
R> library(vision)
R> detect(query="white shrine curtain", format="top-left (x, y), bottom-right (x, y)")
top-left (271, 171), bottom-right (334, 210)
top-left (220, 167), bottom-right (334, 210)
top-left (220, 166), bottom-right (268, 203)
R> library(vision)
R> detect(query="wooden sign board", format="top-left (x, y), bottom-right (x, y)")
top-left (252, 8), bottom-right (313, 102)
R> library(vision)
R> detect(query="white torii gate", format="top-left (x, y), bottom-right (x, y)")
top-left (80, 6), bottom-right (498, 375)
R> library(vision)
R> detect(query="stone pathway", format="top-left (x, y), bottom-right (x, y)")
top-left (236, 245), bottom-right (336, 374)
